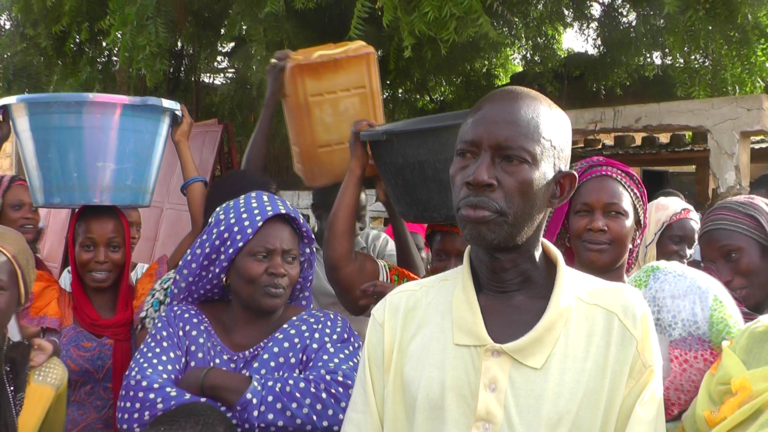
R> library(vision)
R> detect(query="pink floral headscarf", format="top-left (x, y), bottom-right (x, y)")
top-left (544, 156), bottom-right (648, 273)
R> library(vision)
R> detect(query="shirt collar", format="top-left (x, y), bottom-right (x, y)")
top-left (452, 239), bottom-right (573, 369)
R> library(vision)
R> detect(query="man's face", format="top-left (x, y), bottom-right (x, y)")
top-left (122, 208), bottom-right (142, 252)
top-left (449, 99), bottom-right (559, 250)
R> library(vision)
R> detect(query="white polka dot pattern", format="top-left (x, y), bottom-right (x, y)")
top-left (169, 192), bottom-right (317, 308)
top-left (116, 305), bottom-right (362, 431)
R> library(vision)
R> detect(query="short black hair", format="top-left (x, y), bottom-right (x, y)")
top-left (311, 183), bottom-right (343, 214)
top-left (145, 403), bottom-right (237, 432)
top-left (425, 230), bottom-right (440, 249)
top-left (75, 206), bottom-right (123, 235)
top-left (750, 173), bottom-right (768, 194)
top-left (426, 229), bottom-right (461, 249)
top-left (204, 170), bottom-right (277, 222)
top-left (652, 189), bottom-right (686, 202)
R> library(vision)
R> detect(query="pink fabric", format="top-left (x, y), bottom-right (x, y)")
top-left (384, 223), bottom-right (427, 241)
top-left (666, 338), bottom-right (721, 420)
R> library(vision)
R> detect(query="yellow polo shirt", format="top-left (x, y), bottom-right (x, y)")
top-left (342, 240), bottom-right (665, 432)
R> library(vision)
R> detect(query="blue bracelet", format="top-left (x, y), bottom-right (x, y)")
top-left (180, 176), bottom-right (209, 197)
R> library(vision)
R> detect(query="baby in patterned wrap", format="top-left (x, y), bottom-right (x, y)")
top-left (628, 261), bottom-right (745, 425)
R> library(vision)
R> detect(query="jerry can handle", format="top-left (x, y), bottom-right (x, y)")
top-left (309, 41), bottom-right (368, 59)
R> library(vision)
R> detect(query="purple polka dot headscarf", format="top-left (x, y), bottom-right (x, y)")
top-left (169, 191), bottom-right (316, 308)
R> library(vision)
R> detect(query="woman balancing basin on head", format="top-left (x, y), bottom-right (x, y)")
top-left (61, 105), bottom-right (208, 316)
top-left (19, 206), bottom-right (137, 431)
top-left (17, 105), bottom-right (204, 431)
top-left (117, 192), bottom-right (362, 431)
top-left (59, 207), bottom-right (149, 290)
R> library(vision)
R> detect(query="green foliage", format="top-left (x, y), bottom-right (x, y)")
top-left (1, 0), bottom-right (767, 183)
top-left (349, 0), bottom-right (768, 96)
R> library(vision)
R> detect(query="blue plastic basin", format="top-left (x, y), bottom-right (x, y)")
top-left (0, 93), bottom-right (181, 208)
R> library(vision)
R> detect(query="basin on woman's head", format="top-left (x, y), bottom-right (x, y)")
top-left (0, 93), bottom-right (181, 208)
top-left (362, 110), bottom-right (469, 224)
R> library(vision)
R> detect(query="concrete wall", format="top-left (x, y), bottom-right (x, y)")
top-left (568, 95), bottom-right (768, 197)
top-left (279, 189), bottom-right (386, 229)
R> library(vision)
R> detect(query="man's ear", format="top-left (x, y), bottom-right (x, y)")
top-left (549, 170), bottom-right (578, 209)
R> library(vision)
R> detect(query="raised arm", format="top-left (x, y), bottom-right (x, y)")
top-left (134, 106), bottom-right (203, 347)
top-left (241, 51), bottom-right (290, 174)
top-left (376, 180), bottom-right (425, 277)
top-left (322, 121), bottom-right (385, 316)
top-left (166, 105), bottom-right (205, 270)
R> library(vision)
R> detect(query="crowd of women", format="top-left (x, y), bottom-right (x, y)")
top-left (1, 52), bottom-right (767, 432)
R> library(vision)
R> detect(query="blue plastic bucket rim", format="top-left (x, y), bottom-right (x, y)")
top-left (0, 93), bottom-right (182, 118)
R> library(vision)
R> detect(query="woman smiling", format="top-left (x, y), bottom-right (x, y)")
top-left (699, 195), bottom-right (768, 319)
top-left (545, 156), bottom-right (648, 283)
top-left (637, 197), bottom-right (700, 267)
top-left (20, 206), bottom-right (143, 431)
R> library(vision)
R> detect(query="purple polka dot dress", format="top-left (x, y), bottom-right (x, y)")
top-left (116, 192), bottom-right (362, 431)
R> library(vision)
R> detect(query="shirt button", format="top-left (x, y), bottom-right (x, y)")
top-left (488, 384), bottom-right (496, 393)
top-left (483, 422), bottom-right (491, 430)
top-left (491, 350), bottom-right (501, 358)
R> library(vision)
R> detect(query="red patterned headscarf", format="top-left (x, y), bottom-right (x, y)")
top-left (426, 224), bottom-right (461, 236)
top-left (425, 224), bottom-right (461, 248)
top-left (544, 156), bottom-right (648, 273)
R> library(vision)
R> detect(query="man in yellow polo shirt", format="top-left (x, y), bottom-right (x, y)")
top-left (342, 87), bottom-right (665, 432)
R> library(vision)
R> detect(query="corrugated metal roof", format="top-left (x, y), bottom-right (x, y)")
top-left (573, 143), bottom-right (708, 158)
top-left (573, 136), bottom-right (768, 158)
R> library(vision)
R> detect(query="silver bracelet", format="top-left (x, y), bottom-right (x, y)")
top-left (199, 366), bottom-right (215, 397)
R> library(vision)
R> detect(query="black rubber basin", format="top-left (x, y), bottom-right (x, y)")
top-left (362, 110), bottom-right (469, 224)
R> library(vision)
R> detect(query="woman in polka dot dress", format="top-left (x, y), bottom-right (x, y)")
top-left (117, 192), bottom-right (362, 432)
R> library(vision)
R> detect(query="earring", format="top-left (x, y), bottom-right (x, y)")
top-left (565, 234), bottom-right (571, 248)
top-left (223, 274), bottom-right (230, 286)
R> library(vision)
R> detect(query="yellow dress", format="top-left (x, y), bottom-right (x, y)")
top-left (17, 356), bottom-right (68, 432)
top-left (680, 317), bottom-right (768, 431)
